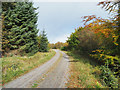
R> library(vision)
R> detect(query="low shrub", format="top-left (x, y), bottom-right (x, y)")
top-left (100, 65), bottom-right (118, 88)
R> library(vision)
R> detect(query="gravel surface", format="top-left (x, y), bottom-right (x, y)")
top-left (3, 49), bottom-right (70, 88)
top-left (37, 51), bottom-right (70, 88)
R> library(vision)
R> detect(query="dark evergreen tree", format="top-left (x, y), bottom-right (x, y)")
top-left (39, 30), bottom-right (48, 52)
top-left (2, 2), bottom-right (16, 54)
top-left (37, 34), bottom-right (41, 51)
top-left (0, 1), bottom-right (2, 56)
top-left (2, 2), bottom-right (39, 55)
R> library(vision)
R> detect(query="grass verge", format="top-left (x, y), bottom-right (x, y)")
top-left (65, 51), bottom-right (106, 88)
top-left (2, 49), bottom-right (56, 85)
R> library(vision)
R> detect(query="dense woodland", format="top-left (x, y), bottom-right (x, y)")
top-left (1, 2), bottom-right (48, 56)
top-left (63, 1), bottom-right (120, 88)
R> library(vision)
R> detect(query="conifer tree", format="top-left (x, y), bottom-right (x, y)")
top-left (2, 2), bottom-right (39, 55)
top-left (2, 2), bottom-right (16, 54)
top-left (39, 30), bottom-right (48, 52)
top-left (0, 2), bottom-right (2, 56)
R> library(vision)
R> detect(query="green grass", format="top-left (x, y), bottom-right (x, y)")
top-left (65, 51), bottom-right (106, 88)
top-left (2, 49), bottom-right (56, 84)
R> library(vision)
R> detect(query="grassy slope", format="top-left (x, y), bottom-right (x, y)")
top-left (2, 49), bottom-right (56, 84)
top-left (65, 51), bottom-right (106, 88)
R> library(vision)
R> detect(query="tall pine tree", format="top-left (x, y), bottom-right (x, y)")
top-left (0, 1), bottom-right (2, 56)
top-left (38, 30), bottom-right (48, 52)
top-left (2, 2), bottom-right (16, 54)
top-left (2, 2), bottom-right (39, 55)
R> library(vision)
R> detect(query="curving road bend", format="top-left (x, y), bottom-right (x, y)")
top-left (3, 49), bottom-right (70, 88)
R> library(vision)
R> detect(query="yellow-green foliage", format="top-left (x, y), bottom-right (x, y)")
top-left (90, 49), bottom-right (119, 88)
top-left (2, 50), bottom-right (55, 84)
top-left (91, 49), bottom-right (120, 66)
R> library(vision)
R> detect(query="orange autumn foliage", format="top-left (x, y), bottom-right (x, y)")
top-left (82, 15), bottom-right (117, 43)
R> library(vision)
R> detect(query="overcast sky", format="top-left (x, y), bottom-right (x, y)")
top-left (33, 0), bottom-right (110, 43)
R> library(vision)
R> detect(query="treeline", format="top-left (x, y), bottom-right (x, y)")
top-left (49, 42), bottom-right (68, 50)
top-left (65, 1), bottom-right (120, 88)
top-left (2, 1), bottom-right (48, 56)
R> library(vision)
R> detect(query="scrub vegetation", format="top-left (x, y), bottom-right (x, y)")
top-left (2, 50), bottom-right (55, 84)
top-left (62, 1), bottom-right (120, 88)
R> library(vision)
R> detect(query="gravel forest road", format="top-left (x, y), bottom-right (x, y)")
top-left (4, 49), bottom-right (70, 88)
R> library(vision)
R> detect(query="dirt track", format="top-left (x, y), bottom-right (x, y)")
top-left (3, 49), bottom-right (70, 88)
